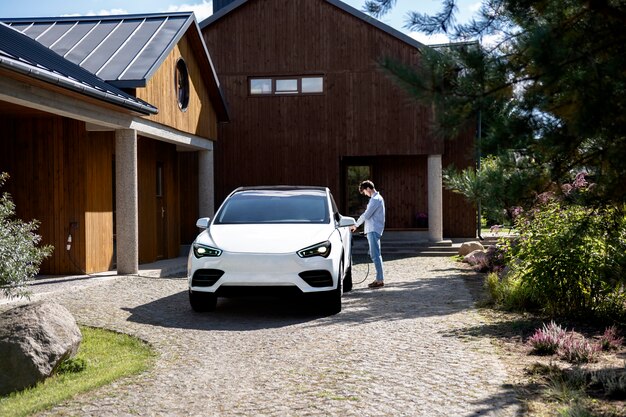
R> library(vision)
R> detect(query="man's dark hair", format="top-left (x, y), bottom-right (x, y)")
top-left (359, 180), bottom-right (375, 191)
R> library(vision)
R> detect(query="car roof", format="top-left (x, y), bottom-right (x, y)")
top-left (233, 186), bottom-right (328, 193)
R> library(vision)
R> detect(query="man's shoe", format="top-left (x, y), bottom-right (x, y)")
top-left (368, 280), bottom-right (384, 289)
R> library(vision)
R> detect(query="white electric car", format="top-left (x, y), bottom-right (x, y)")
top-left (188, 186), bottom-right (355, 314)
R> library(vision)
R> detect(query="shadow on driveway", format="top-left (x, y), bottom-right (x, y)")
top-left (122, 270), bottom-right (477, 331)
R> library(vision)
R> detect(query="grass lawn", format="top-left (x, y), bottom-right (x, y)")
top-left (0, 326), bottom-right (156, 417)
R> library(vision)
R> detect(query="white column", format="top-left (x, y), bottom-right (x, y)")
top-left (428, 154), bottom-right (443, 242)
top-left (115, 129), bottom-right (139, 275)
top-left (198, 150), bottom-right (215, 218)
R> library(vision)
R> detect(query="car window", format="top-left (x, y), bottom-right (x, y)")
top-left (214, 191), bottom-right (330, 224)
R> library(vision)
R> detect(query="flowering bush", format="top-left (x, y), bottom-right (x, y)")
top-left (559, 333), bottom-right (601, 364)
top-left (526, 322), bottom-right (622, 364)
top-left (598, 326), bottom-right (624, 351)
top-left (528, 321), bottom-right (567, 355)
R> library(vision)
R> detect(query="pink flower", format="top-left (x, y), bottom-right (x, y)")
top-left (573, 172), bottom-right (588, 189)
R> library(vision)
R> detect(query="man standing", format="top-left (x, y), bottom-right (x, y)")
top-left (350, 180), bottom-right (385, 288)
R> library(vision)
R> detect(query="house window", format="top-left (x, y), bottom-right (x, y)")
top-left (302, 77), bottom-right (324, 93)
top-left (249, 76), bottom-right (324, 95)
top-left (175, 58), bottom-right (190, 111)
top-left (250, 78), bottom-right (272, 94)
top-left (275, 78), bottom-right (298, 94)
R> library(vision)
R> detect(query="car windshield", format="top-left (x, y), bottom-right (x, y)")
top-left (214, 190), bottom-right (330, 224)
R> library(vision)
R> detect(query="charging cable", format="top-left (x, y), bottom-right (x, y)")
top-left (351, 232), bottom-right (370, 285)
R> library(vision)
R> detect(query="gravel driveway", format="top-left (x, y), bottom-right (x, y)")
top-left (3, 256), bottom-right (520, 417)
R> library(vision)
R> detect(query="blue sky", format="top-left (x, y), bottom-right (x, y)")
top-left (0, 0), bottom-right (480, 44)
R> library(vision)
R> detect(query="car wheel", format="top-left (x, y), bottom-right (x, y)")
top-left (189, 289), bottom-right (217, 312)
top-left (343, 262), bottom-right (353, 293)
top-left (321, 261), bottom-right (342, 315)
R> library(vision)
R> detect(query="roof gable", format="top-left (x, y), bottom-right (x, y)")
top-left (0, 22), bottom-right (157, 114)
top-left (2, 12), bottom-right (229, 122)
top-left (200, 0), bottom-right (425, 51)
top-left (3, 13), bottom-right (195, 88)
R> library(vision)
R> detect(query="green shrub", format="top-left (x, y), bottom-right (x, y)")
top-left (0, 173), bottom-right (53, 299)
top-left (485, 272), bottom-right (536, 311)
top-left (505, 202), bottom-right (626, 318)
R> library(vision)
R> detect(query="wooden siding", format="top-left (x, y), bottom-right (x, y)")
top-left (84, 131), bottom-right (115, 272)
top-left (0, 113), bottom-right (201, 273)
top-left (0, 116), bottom-right (88, 274)
top-left (136, 33), bottom-right (218, 140)
top-left (203, 0), bottom-right (476, 234)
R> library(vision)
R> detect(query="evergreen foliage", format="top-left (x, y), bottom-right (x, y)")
top-left (365, 0), bottom-right (626, 319)
top-left (364, 0), bottom-right (626, 205)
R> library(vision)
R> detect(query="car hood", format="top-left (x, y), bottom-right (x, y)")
top-left (198, 223), bottom-right (335, 254)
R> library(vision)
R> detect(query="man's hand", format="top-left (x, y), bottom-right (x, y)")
top-left (350, 225), bottom-right (357, 233)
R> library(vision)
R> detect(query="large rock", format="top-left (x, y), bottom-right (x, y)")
top-left (0, 301), bottom-right (82, 395)
top-left (458, 241), bottom-right (485, 256)
top-left (464, 249), bottom-right (488, 267)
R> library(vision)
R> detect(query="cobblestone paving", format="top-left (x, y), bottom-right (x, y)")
top-left (3, 256), bottom-right (520, 417)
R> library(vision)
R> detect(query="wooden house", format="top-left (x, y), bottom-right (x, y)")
top-left (201, 0), bottom-right (476, 239)
top-left (0, 13), bottom-right (229, 275)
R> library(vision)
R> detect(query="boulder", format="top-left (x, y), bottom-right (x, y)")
top-left (464, 249), bottom-right (488, 266)
top-left (458, 241), bottom-right (485, 256)
top-left (0, 301), bottom-right (82, 395)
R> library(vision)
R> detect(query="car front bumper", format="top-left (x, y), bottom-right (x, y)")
top-left (188, 250), bottom-right (339, 295)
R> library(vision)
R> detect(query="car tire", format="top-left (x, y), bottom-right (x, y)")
top-left (343, 263), bottom-right (353, 293)
top-left (189, 289), bottom-right (217, 312)
top-left (321, 260), bottom-right (342, 315)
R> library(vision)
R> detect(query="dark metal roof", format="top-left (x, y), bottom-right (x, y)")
top-left (200, 0), bottom-right (426, 51)
top-left (2, 12), bottom-right (196, 89)
top-left (2, 12), bottom-right (230, 123)
top-left (0, 22), bottom-right (158, 115)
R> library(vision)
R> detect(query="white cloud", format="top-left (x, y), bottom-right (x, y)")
top-left (166, 1), bottom-right (213, 22)
top-left (62, 9), bottom-right (129, 17)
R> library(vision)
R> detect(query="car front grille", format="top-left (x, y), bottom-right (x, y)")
top-left (299, 270), bottom-right (333, 287)
top-left (191, 269), bottom-right (225, 287)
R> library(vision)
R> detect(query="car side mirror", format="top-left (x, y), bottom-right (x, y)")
top-left (338, 216), bottom-right (356, 228)
top-left (196, 217), bottom-right (211, 229)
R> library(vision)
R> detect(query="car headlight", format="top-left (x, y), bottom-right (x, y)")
top-left (297, 241), bottom-right (331, 258)
top-left (193, 243), bottom-right (222, 258)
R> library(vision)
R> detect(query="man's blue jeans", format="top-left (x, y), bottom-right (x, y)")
top-left (366, 232), bottom-right (384, 281)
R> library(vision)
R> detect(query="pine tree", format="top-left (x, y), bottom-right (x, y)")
top-left (365, 0), bottom-right (626, 205)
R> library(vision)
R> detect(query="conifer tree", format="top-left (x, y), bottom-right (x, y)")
top-left (365, 0), bottom-right (626, 205)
